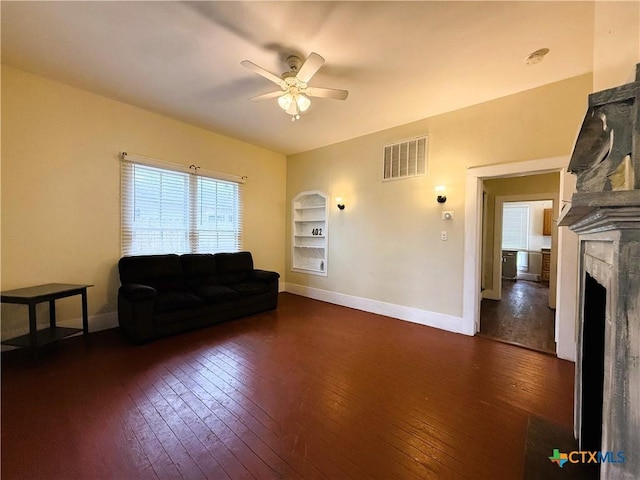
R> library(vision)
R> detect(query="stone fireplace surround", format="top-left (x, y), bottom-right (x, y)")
top-left (560, 65), bottom-right (640, 480)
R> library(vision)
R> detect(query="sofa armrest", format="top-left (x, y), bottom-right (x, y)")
top-left (251, 269), bottom-right (280, 282)
top-left (119, 283), bottom-right (157, 302)
top-left (118, 284), bottom-right (156, 343)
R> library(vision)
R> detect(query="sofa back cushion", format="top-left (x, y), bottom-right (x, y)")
top-left (181, 254), bottom-right (219, 288)
top-left (118, 254), bottom-right (185, 292)
top-left (215, 252), bottom-right (254, 284)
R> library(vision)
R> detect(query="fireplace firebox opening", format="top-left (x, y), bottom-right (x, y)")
top-left (580, 273), bottom-right (607, 457)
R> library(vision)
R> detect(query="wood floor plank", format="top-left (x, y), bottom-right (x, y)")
top-left (204, 337), bottom-right (456, 478)
top-left (176, 361), bottom-right (305, 480)
top-left (212, 342), bottom-right (467, 478)
top-left (480, 279), bottom-right (556, 353)
top-left (169, 363), bottom-right (283, 479)
top-left (137, 367), bottom-right (233, 480)
top-left (159, 376), bottom-right (256, 480)
top-left (126, 374), bottom-right (206, 479)
top-left (1, 293), bottom-right (575, 480)
top-left (215, 328), bottom-right (493, 475)
top-left (185, 353), bottom-right (332, 480)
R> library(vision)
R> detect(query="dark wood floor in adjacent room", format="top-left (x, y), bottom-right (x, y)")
top-left (479, 280), bottom-right (556, 354)
top-left (1, 293), bottom-right (574, 480)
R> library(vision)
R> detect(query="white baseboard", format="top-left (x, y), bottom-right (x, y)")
top-left (557, 340), bottom-right (577, 362)
top-left (517, 273), bottom-right (541, 282)
top-left (284, 283), bottom-right (473, 335)
top-left (1, 311), bottom-right (119, 351)
top-left (78, 311), bottom-right (119, 332)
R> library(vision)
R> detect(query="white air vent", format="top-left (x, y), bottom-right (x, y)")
top-left (383, 136), bottom-right (428, 181)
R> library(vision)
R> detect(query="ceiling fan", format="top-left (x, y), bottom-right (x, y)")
top-left (241, 52), bottom-right (349, 122)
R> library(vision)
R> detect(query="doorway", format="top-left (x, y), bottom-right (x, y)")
top-left (477, 175), bottom-right (559, 354)
top-left (463, 156), bottom-right (579, 360)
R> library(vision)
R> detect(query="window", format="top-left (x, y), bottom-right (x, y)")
top-left (502, 204), bottom-right (529, 250)
top-left (121, 155), bottom-right (243, 256)
top-left (382, 136), bottom-right (427, 181)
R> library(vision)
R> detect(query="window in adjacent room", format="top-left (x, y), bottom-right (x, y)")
top-left (502, 203), bottom-right (529, 251)
top-left (121, 154), bottom-right (244, 256)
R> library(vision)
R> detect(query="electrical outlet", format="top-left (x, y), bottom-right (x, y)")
top-left (440, 231), bottom-right (448, 241)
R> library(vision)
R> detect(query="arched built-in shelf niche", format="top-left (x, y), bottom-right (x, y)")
top-left (292, 191), bottom-right (328, 276)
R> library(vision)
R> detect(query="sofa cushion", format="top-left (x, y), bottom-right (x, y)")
top-left (193, 285), bottom-right (240, 302)
top-left (154, 292), bottom-right (204, 313)
top-left (215, 252), bottom-right (254, 284)
top-left (119, 254), bottom-right (185, 292)
top-left (231, 281), bottom-right (270, 296)
top-left (181, 254), bottom-right (220, 287)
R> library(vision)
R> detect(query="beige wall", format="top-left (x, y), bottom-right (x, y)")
top-left (593, 0), bottom-right (640, 91)
top-left (1, 65), bottom-right (286, 336)
top-left (483, 173), bottom-right (561, 196)
top-left (287, 74), bottom-right (591, 323)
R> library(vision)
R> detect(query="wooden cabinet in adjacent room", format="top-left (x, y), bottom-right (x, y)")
top-left (543, 208), bottom-right (552, 236)
top-left (541, 249), bottom-right (551, 282)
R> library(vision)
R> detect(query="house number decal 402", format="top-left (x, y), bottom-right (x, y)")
top-left (311, 228), bottom-right (323, 236)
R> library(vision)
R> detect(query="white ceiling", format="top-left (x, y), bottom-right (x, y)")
top-left (1, 1), bottom-right (594, 155)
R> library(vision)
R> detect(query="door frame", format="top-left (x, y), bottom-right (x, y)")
top-left (463, 156), bottom-right (578, 360)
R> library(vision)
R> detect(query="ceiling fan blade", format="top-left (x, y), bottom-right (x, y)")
top-left (250, 90), bottom-right (286, 101)
top-left (306, 87), bottom-right (349, 100)
top-left (296, 52), bottom-right (325, 83)
top-left (241, 60), bottom-right (286, 88)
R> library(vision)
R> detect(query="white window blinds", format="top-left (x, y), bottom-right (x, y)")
top-left (502, 204), bottom-right (529, 250)
top-left (121, 155), bottom-right (243, 256)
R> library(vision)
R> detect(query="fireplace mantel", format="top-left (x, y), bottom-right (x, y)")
top-left (561, 65), bottom-right (640, 480)
top-left (559, 191), bottom-right (640, 234)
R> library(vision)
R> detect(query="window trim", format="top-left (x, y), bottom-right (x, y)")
top-left (121, 152), bottom-right (246, 184)
top-left (120, 152), bottom-right (245, 256)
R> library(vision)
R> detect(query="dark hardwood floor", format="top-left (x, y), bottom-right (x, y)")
top-left (479, 280), bottom-right (556, 354)
top-left (1, 293), bottom-right (574, 480)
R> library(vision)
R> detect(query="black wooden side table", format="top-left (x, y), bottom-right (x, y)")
top-left (1, 283), bottom-right (93, 356)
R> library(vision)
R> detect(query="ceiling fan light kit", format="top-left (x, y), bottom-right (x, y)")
top-left (241, 52), bottom-right (348, 121)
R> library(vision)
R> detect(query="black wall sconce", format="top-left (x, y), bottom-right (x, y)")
top-left (436, 186), bottom-right (447, 204)
top-left (336, 196), bottom-right (345, 210)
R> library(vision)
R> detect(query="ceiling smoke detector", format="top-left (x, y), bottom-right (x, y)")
top-left (525, 48), bottom-right (550, 65)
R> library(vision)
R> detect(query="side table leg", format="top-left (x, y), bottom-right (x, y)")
top-left (81, 289), bottom-right (89, 337)
top-left (28, 303), bottom-right (38, 359)
top-left (49, 300), bottom-right (56, 329)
